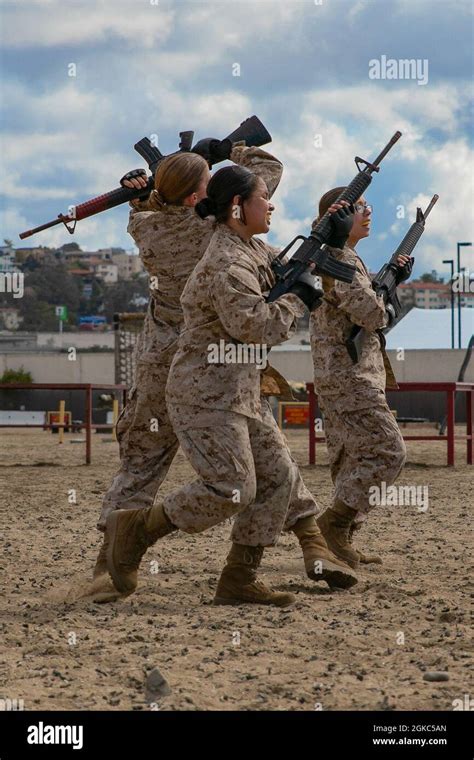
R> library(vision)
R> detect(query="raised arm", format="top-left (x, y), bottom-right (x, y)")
top-left (230, 145), bottom-right (283, 199)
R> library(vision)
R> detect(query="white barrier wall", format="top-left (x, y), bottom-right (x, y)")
top-left (0, 348), bottom-right (472, 385)
top-left (0, 352), bottom-right (115, 384)
top-left (269, 347), bottom-right (474, 384)
top-left (36, 332), bottom-right (115, 349)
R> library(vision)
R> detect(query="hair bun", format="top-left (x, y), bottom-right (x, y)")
top-left (195, 196), bottom-right (216, 219)
top-left (147, 189), bottom-right (166, 211)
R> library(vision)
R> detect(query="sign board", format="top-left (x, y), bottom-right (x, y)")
top-left (278, 402), bottom-right (310, 429)
top-left (55, 305), bottom-right (68, 321)
top-left (46, 411), bottom-right (72, 428)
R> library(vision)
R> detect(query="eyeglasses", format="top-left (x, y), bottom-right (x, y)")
top-left (354, 203), bottom-right (372, 214)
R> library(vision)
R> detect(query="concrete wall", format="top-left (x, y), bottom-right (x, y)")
top-left (36, 332), bottom-right (114, 349)
top-left (1, 347), bottom-right (473, 386)
top-left (0, 352), bottom-right (115, 384)
top-left (269, 347), bottom-right (474, 384)
top-left (0, 331), bottom-right (115, 351)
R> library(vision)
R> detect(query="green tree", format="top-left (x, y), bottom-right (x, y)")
top-left (15, 261), bottom-right (81, 330)
top-left (0, 366), bottom-right (33, 383)
top-left (102, 279), bottom-right (149, 321)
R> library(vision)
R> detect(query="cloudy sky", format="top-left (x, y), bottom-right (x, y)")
top-left (1, 0), bottom-right (473, 278)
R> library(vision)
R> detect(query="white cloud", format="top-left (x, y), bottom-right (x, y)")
top-left (1, 0), bottom-right (471, 272)
top-left (400, 141), bottom-right (474, 272)
top-left (348, 0), bottom-right (371, 21)
top-left (1, 0), bottom-right (175, 48)
top-left (0, 208), bottom-right (30, 238)
top-left (302, 83), bottom-right (468, 142)
top-left (14, 207), bottom-right (132, 251)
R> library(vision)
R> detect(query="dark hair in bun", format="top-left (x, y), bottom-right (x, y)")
top-left (195, 165), bottom-right (259, 223)
top-left (195, 196), bottom-right (217, 218)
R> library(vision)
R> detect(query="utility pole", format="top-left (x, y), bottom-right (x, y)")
top-left (456, 242), bottom-right (472, 348)
top-left (443, 259), bottom-right (455, 349)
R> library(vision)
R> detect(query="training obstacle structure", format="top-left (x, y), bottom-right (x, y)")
top-left (0, 383), bottom-right (127, 464)
top-left (113, 312), bottom-right (145, 386)
top-left (306, 382), bottom-right (474, 467)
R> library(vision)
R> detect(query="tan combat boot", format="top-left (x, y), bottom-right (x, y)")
top-left (349, 521), bottom-right (382, 565)
top-left (292, 516), bottom-right (358, 589)
top-left (106, 503), bottom-right (176, 594)
top-left (317, 500), bottom-right (360, 570)
top-left (92, 535), bottom-right (108, 579)
top-left (214, 544), bottom-right (295, 607)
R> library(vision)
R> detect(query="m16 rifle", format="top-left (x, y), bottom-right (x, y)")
top-left (266, 131), bottom-right (402, 292)
top-left (19, 116), bottom-right (271, 240)
top-left (346, 193), bottom-right (439, 363)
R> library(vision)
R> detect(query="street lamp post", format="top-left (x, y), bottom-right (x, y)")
top-left (456, 242), bottom-right (472, 348)
top-left (443, 258), bottom-right (455, 349)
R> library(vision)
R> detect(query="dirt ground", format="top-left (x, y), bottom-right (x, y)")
top-left (0, 426), bottom-right (472, 712)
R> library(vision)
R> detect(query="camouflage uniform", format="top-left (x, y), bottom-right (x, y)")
top-left (163, 223), bottom-right (316, 546)
top-left (310, 244), bottom-right (406, 519)
top-left (98, 146), bottom-right (316, 530)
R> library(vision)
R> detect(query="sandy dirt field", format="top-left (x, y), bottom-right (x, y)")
top-left (0, 427), bottom-right (472, 712)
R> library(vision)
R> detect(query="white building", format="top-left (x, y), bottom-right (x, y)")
top-left (94, 262), bottom-right (118, 284)
top-left (110, 251), bottom-right (143, 280)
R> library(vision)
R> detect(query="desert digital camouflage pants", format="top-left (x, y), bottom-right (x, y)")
top-left (162, 399), bottom-right (318, 546)
top-left (97, 361), bottom-right (178, 530)
top-left (320, 397), bottom-right (406, 518)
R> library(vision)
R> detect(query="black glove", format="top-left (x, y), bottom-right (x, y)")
top-left (326, 203), bottom-right (355, 249)
top-left (120, 168), bottom-right (147, 187)
top-left (394, 256), bottom-right (414, 285)
top-left (287, 270), bottom-right (324, 312)
top-left (192, 138), bottom-right (233, 166)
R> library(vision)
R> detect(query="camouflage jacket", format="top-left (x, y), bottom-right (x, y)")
top-left (166, 223), bottom-right (307, 420)
top-left (310, 244), bottom-right (398, 412)
top-left (127, 145), bottom-right (283, 366)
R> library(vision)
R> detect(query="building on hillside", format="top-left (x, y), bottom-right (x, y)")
top-left (110, 251), bottom-right (143, 279)
top-left (94, 262), bottom-right (118, 284)
top-left (58, 247), bottom-right (142, 279)
top-left (15, 246), bottom-right (57, 264)
top-left (68, 268), bottom-right (94, 278)
top-left (398, 281), bottom-right (474, 309)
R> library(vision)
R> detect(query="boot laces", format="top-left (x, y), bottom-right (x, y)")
top-left (251, 580), bottom-right (271, 594)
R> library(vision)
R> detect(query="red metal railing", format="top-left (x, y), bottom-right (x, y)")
top-left (0, 383), bottom-right (127, 464)
top-left (306, 382), bottom-right (474, 467)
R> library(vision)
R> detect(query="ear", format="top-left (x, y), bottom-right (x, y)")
top-left (183, 192), bottom-right (199, 208)
top-left (229, 194), bottom-right (245, 223)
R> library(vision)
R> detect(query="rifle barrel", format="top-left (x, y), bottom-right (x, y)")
top-left (19, 218), bottom-right (64, 240)
top-left (423, 194), bottom-right (439, 219)
top-left (371, 131), bottom-right (402, 168)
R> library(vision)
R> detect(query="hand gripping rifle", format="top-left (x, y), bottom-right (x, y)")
top-left (19, 116), bottom-right (271, 240)
top-left (266, 131), bottom-right (402, 297)
top-left (345, 193), bottom-right (439, 363)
